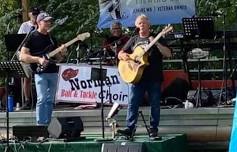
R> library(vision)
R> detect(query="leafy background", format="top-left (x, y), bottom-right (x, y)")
top-left (0, 0), bottom-right (236, 67)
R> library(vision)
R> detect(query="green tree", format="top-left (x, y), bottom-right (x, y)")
top-left (196, 0), bottom-right (237, 29)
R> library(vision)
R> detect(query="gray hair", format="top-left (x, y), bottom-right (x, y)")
top-left (135, 14), bottom-right (150, 26)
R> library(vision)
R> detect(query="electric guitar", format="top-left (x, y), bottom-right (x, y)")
top-left (36, 32), bottom-right (90, 73)
top-left (118, 25), bottom-right (173, 84)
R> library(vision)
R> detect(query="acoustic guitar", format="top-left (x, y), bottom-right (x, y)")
top-left (36, 32), bottom-right (90, 73)
top-left (118, 25), bottom-right (173, 84)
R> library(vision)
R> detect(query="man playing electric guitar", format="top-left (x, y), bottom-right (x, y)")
top-left (19, 12), bottom-right (67, 125)
top-left (117, 14), bottom-right (172, 139)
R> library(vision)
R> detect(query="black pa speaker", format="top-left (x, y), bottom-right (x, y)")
top-left (48, 117), bottom-right (84, 139)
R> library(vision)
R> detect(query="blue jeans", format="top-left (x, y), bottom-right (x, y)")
top-left (126, 80), bottom-right (161, 130)
top-left (34, 73), bottom-right (58, 125)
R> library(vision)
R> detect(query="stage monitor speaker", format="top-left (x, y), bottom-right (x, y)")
top-left (102, 143), bottom-right (145, 152)
top-left (13, 125), bottom-right (48, 139)
top-left (47, 116), bottom-right (84, 139)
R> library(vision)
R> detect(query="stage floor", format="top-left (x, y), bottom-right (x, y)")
top-left (0, 107), bottom-right (232, 151)
top-left (0, 134), bottom-right (187, 152)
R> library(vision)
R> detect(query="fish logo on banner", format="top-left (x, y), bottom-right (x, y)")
top-left (62, 68), bottom-right (79, 81)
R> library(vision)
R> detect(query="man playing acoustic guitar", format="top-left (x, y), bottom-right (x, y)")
top-left (117, 14), bottom-right (172, 138)
top-left (19, 12), bottom-right (67, 125)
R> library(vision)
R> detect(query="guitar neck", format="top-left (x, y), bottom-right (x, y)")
top-left (48, 37), bottom-right (79, 58)
top-left (145, 32), bottom-right (163, 52)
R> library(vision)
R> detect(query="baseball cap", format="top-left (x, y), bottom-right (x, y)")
top-left (30, 7), bottom-right (40, 16)
top-left (36, 12), bottom-right (53, 22)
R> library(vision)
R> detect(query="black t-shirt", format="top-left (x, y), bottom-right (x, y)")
top-left (23, 31), bottom-right (59, 73)
top-left (122, 34), bottom-right (167, 82)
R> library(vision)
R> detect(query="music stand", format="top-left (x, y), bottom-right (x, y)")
top-left (0, 61), bottom-right (27, 152)
top-left (182, 17), bottom-right (214, 107)
top-left (182, 17), bottom-right (214, 39)
top-left (4, 34), bottom-right (27, 52)
top-left (5, 34), bottom-right (27, 60)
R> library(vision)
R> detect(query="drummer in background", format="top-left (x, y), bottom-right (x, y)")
top-left (102, 21), bottom-right (130, 64)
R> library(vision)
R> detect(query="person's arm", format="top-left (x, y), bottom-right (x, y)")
top-left (54, 44), bottom-right (67, 62)
top-left (19, 46), bottom-right (47, 66)
top-left (149, 36), bottom-right (172, 58)
top-left (155, 42), bottom-right (172, 58)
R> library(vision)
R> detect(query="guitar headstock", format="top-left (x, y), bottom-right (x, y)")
top-left (55, 16), bottom-right (68, 25)
top-left (76, 32), bottom-right (91, 41)
top-left (161, 24), bottom-right (173, 36)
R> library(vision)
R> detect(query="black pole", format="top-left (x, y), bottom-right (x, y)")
top-left (223, 13), bottom-right (228, 103)
top-left (5, 78), bottom-right (9, 152)
top-left (196, 59), bottom-right (202, 107)
top-left (139, 111), bottom-right (150, 137)
top-left (4, 77), bottom-right (12, 152)
top-left (100, 50), bottom-right (105, 139)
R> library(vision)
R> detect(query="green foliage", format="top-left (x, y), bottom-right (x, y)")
top-left (0, 1), bottom-right (21, 86)
top-left (30, 0), bottom-right (100, 43)
top-left (0, 9), bottom-right (21, 61)
top-left (196, 0), bottom-right (237, 30)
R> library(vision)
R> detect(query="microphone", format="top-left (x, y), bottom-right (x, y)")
top-left (133, 27), bottom-right (139, 35)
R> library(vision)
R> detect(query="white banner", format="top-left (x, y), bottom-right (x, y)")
top-left (97, 0), bottom-right (196, 28)
top-left (56, 64), bottom-right (129, 105)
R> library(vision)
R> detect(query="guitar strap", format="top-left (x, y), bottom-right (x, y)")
top-left (48, 33), bottom-right (55, 47)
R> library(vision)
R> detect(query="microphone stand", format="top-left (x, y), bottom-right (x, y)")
top-left (100, 50), bottom-right (105, 139)
top-left (95, 48), bottom-right (113, 141)
top-left (219, 12), bottom-right (228, 105)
